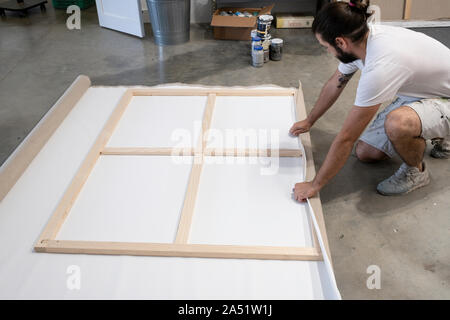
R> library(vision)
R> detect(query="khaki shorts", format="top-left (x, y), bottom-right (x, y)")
top-left (359, 96), bottom-right (450, 158)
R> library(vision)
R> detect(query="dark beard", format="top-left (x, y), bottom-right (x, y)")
top-left (335, 45), bottom-right (359, 64)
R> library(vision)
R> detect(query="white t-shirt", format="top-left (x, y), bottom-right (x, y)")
top-left (338, 24), bottom-right (450, 107)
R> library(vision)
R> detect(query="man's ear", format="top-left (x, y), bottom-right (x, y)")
top-left (335, 37), bottom-right (347, 50)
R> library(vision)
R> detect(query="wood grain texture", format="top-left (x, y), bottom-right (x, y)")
top-left (101, 148), bottom-right (302, 158)
top-left (37, 240), bottom-right (322, 261)
top-left (201, 94), bottom-right (217, 152)
top-left (174, 94), bottom-right (216, 244)
top-left (101, 147), bottom-right (195, 156)
top-left (204, 148), bottom-right (302, 157)
top-left (0, 75), bottom-right (91, 202)
top-left (35, 89), bottom-right (134, 247)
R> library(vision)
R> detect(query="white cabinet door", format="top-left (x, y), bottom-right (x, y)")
top-left (95, 0), bottom-right (145, 38)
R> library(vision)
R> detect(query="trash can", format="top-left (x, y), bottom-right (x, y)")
top-left (146, 0), bottom-right (190, 45)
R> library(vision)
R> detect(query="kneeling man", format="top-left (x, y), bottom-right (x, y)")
top-left (290, 0), bottom-right (450, 201)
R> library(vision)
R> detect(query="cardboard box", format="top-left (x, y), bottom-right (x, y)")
top-left (370, 0), bottom-right (404, 20)
top-left (372, 0), bottom-right (450, 21)
top-left (276, 14), bottom-right (314, 29)
top-left (211, 4), bottom-right (274, 41)
top-left (409, 0), bottom-right (450, 20)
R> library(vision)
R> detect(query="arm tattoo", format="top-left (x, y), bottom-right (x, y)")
top-left (337, 72), bottom-right (356, 89)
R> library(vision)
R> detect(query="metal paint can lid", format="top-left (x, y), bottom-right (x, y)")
top-left (258, 14), bottom-right (273, 22)
top-left (271, 38), bottom-right (283, 45)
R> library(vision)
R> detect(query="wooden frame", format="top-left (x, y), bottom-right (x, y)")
top-left (30, 84), bottom-right (328, 261)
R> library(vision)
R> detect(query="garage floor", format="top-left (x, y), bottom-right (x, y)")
top-left (0, 5), bottom-right (448, 299)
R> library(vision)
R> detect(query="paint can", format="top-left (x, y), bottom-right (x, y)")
top-left (256, 14), bottom-right (273, 39)
top-left (251, 29), bottom-right (258, 39)
top-left (261, 35), bottom-right (271, 63)
top-left (270, 38), bottom-right (283, 61)
top-left (251, 36), bottom-right (262, 54)
top-left (252, 45), bottom-right (264, 68)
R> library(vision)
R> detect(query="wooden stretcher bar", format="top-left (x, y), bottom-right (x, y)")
top-left (0, 78), bottom-right (327, 261)
top-left (100, 148), bottom-right (303, 157)
top-left (36, 240), bottom-right (322, 261)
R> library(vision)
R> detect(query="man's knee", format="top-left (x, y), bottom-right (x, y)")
top-left (385, 106), bottom-right (421, 141)
top-left (355, 140), bottom-right (388, 163)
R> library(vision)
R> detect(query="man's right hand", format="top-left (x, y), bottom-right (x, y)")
top-left (289, 119), bottom-right (312, 136)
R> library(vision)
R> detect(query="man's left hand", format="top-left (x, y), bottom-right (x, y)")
top-left (293, 182), bottom-right (320, 203)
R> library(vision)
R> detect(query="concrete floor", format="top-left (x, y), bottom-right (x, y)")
top-left (0, 5), bottom-right (448, 299)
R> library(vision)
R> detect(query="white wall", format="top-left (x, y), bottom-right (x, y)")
top-left (141, 0), bottom-right (213, 24)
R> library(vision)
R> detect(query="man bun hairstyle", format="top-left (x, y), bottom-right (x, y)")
top-left (312, 0), bottom-right (373, 46)
top-left (348, 0), bottom-right (372, 17)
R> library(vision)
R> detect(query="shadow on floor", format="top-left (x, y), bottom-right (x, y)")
top-left (310, 127), bottom-right (450, 216)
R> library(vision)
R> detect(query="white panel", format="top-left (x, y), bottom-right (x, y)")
top-left (107, 96), bottom-right (207, 148)
top-left (190, 156), bottom-right (313, 247)
top-left (96, 0), bottom-right (145, 38)
top-left (57, 156), bottom-right (193, 243)
top-left (207, 96), bottom-right (300, 150)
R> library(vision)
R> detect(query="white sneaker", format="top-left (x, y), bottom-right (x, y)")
top-left (377, 162), bottom-right (430, 196)
top-left (430, 138), bottom-right (450, 159)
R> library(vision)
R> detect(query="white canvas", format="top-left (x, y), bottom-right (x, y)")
top-left (107, 96), bottom-right (207, 148)
top-left (57, 156), bottom-right (193, 243)
top-left (190, 156), bottom-right (313, 247)
top-left (0, 85), bottom-right (341, 299)
top-left (206, 96), bottom-right (300, 150)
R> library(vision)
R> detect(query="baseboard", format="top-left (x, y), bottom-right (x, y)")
top-left (381, 20), bottom-right (450, 28)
